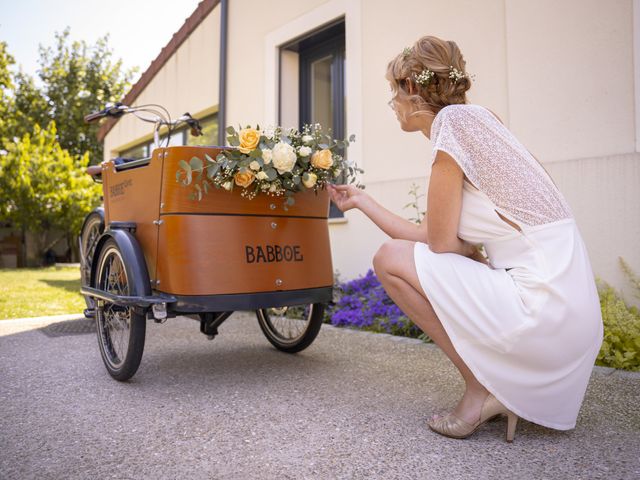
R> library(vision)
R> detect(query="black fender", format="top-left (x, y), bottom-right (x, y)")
top-left (78, 207), bottom-right (105, 255)
top-left (90, 228), bottom-right (151, 299)
top-left (80, 206), bottom-right (105, 233)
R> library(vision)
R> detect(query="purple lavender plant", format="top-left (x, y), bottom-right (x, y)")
top-left (325, 268), bottom-right (430, 341)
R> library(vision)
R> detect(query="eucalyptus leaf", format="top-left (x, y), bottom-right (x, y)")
top-left (206, 163), bottom-right (220, 178)
top-left (179, 160), bottom-right (192, 185)
top-left (265, 167), bottom-right (278, 181)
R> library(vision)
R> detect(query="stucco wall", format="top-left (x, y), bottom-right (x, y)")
top-left (102, 0), bottom-right (639, 304)
top-left (103, 6), bottom-right (221, 158)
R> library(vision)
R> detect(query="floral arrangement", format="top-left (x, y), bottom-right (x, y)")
top-left (176, 123), bottom-right (363, 210)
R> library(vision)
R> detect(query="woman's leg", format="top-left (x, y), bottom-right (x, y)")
top-left (372, 239), bottom-right (490, 424)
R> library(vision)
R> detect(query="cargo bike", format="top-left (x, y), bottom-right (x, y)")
top-left (80, 103), bottom-right (335, 381)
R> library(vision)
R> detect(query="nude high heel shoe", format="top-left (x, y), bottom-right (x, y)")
top-left (427, 393), bottom-right (519, 442)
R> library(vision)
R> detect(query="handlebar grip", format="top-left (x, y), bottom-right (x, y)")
top-left (84, 111), bottom-right (105, 123)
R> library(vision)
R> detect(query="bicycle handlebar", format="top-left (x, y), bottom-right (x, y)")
top-left (84, 111), bottom-right (106, 123)
top-left (84, 103), bottom-right (127, 123)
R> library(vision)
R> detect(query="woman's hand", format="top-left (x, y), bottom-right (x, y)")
top-left (327, 184), bottom-right (366, 212)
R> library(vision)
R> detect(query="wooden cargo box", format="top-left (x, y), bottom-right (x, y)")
top-left (101, 146), bottom-right (334, 297)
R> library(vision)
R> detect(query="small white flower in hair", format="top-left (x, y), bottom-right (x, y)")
top-left (413, 68), bottom-right (435, 87)
top-left (449, 66), bottom-right (476, 83)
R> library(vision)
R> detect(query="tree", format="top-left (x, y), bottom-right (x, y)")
top-left (35, 28), bottom-right (137, 163)
top-left (0, 121), bottom-right (102, 266)
top-left (0, 41), bottom-right (15, 142)
top-left (10, 71), bottom-right (49, 142)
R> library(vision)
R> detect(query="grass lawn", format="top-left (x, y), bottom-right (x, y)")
top-left (0, 266), bottom-right (85, 319)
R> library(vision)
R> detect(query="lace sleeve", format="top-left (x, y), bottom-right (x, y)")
top-left (430, 104), bottom-right (573, 227)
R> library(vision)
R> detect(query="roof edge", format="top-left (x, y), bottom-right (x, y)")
top-left (97, 0), bottom-right (220, 143)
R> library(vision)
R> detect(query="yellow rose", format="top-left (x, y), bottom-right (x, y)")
top-left (310, 149), bottom-right (333, 169)
top-left (302, 172), bottom-right (317, 188)
top-left (234, 170), bottom-right (255, 188)
top-left (238, 128), bottom-right (261, 153)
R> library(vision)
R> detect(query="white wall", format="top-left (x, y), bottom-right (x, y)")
top-left (103, 6), bottom-right (221, 158)
top-left (103, 0), bottom-right (640, 305)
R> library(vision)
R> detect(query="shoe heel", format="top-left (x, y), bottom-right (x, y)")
top-left (505, 412), bottom-right (518, 442)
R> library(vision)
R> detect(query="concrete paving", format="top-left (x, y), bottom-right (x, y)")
top-left (1, 312), bottom-right (638, 480)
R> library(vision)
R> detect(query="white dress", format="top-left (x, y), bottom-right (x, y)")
top-left (413, 103), bottom-right (604, 430)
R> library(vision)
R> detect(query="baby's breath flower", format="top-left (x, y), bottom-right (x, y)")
top-left (413, 68), bottom-right (435, 87)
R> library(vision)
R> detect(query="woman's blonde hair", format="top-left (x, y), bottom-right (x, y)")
top-left (386, 35), bottom-right (472, 122)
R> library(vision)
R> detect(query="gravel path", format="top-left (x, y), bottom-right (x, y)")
top-left (1, 312), bottom-right (638, 479)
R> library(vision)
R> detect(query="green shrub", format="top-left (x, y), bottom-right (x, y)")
top-left (595, 258), bottom-right (640, 371)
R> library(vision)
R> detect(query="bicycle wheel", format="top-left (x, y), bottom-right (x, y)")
top-left (79, 210), bottom-right (104, 309)
top-left (256, 302), bottom-right (325, 353)
top-left (94, 238), bottom-right (145, 381)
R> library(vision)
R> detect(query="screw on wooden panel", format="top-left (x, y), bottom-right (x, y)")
top-left (270, 203), bottom-right (277, 210)
top-left (153, 219), bottom-right (164, 225)
top-left (271, 222), bottom-right (277, 229)
top-left (160, 203), bottom-right (165, 209)
top-left (275, 279), bottom-right (283, 286)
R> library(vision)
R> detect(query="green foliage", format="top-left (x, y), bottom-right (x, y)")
top-left (0, 41), bottom-right (15, 141)
top-left (10, 71), bottom-right (49, 143)
top-left (1, 29), bottom-right (136, 164)
top-left (403, 181), bottom-right (426, 224)
top-left (35, 28), bottom-right (137, 162)
top-left (595, 258), bottom-right (640, 371)
top-left (0, 29), bottom-right (133, 265)
top-left (0, 121), bottom-right (102, 260)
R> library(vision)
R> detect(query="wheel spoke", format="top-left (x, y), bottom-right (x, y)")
top-left (96, 246), bottom-right (132, 369)
top-left (263, 304), bottom-right (312, 342)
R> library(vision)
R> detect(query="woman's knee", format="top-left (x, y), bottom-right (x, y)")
top-left (373, 238), bottom-right (396, 276)
top-left (373, 239), bottom-right (404, 275)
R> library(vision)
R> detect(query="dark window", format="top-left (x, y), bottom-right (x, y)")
top-left (282, 20), bottom-right (346, 219)
top-left (119, 114), bottom-right (218, 159)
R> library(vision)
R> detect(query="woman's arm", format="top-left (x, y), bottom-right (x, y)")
top-left (327, 162), bottom-right (485, 262)
top-left (327, 183), bottom-right (428, 242)
top-left (353, 194), bottom-right (428, 243)
top-left (426, 149), bottom-right (475, 257)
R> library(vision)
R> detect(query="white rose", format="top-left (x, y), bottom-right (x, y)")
top-left (302, 172), bottom-right (317, 188)
top-left (256, 171), bottom-right (269, 180)
top-left (262, 125), bottom-right (276, 139)
top-left (302, 134), bottom-right (314, 145)
top-left (262, 148), bottom-right (273, 164)
top-left (272, 142), bottom-right (297, 174)
top-left (222, 181), bottom-right (233, 191)
top-left (249, 160), bottom-right (261, 171)
top-left (298, 145), bottom-right (312, 157)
